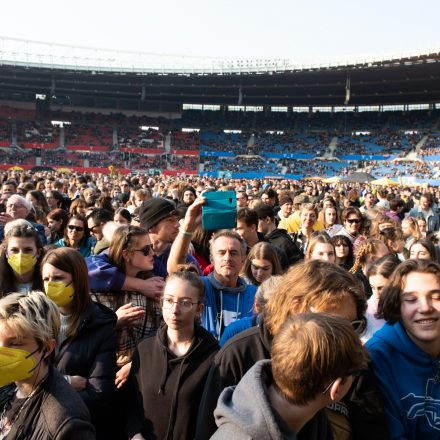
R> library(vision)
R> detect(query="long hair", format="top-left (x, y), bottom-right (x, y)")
top-left (305, 232), bottom-right (335, 260)
top-left (40, 247), bottom-right (91, 339)
top-left (331, 235), bottom-right (354, 270)
top-left (242, 242), bottom-right (282, 285)
top-left (108, 225), bottom-right (149, 273)
top-left (349, 239), bottom-right (389, 274)
top-left (0, 221), bottom-right (44, 297)
top-left (63, 214), bottom-right (90, 246)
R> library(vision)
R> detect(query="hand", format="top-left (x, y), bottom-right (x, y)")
top-left (0, 213), bottom-right (13, 226)
top-left (131, 434), bottom-right (146, 440)
top-left (116, 303), bottom-right (145, 328)
top-left (183, 196), bottom-right (205, 232)
top-left (139, 277), bottom-right (165, 299)
top-left (171, 188), bottom-right (179, 199)
top-left (69, 375), bottom-right (87, 391)
top-left (115, 362), bottom-right (132, 389)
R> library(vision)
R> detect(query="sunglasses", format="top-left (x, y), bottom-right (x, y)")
top-left (132, 244), bottom-right (153, 256)
top-left (346, 218), bottom-right (361, 224)
top-left (67, 225), bottom-right (84, 232)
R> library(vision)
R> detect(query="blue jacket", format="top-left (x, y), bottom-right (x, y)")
top-left (55, 237), bottom-right (94, 258)
top-left (366, 321), bottom-right (440, 439)
top-left (201, 273), bottom-right (257, 340)
top-left (219, 315), bottom-right (259, 347)
top-left (86, 249), bottom-right (200, 293)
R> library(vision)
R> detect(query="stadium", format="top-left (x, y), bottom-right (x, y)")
top-left (0, 37), bottom-right (440, 184)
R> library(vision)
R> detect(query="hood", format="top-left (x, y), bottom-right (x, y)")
top-left (258, 317), bottom-right (273, 355)
top-left (157, 323), bottom-right (218, 364)
top-left (265, 228), bottom-right (289, 240)
top-left (207, 271), bottom-right (247, 294)
top-left (368, 321), bottom-right (433, 365)
top-left (214, 359), bottom-right (293, 439)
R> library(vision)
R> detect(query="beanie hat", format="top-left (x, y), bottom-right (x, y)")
top-left (139, 198), bottom-right (176, 230)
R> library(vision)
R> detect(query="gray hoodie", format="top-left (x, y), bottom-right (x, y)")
top-left (211, 360), bottom-right (332, 440)
top-left (211, 359), bottom-right (295, 439)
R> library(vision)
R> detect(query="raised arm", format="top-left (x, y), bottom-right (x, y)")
top-left (167, 196), bottom-right (205, 274)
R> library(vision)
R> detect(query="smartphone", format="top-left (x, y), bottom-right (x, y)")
top-left (202, 191), bottom-right (237, 230)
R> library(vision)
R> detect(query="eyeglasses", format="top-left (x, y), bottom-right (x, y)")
top-left (351, 319), bottom-right (366, 334)
top-left (161, 297), bottom-right (200, 312)
top-left (346, 218), bottom-right (361, 224)
top-left (322, 369), bottom-right (363, 395)
top-left (132, 244), bottom-right (153, 256)
top-left (67, 225), bottom-right (84, 232)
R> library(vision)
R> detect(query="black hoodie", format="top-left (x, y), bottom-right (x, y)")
top-left (126, 323), bottom-right (218, 440)
top-left (265, 227), bottom-right (303, 267)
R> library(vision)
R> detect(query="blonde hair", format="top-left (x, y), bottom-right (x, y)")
top-left (264, 260), bottom-right (366, 337)
top-left (349, 239), bottom-right (389, 274)
top-left (0, 291), bottom-right (60, 352)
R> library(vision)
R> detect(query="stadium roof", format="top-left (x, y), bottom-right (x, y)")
top-left (0, 37), bottom-right (439, 111)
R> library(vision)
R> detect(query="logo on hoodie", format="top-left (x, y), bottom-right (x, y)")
top-left (402, 379), bottom-right (440, 431)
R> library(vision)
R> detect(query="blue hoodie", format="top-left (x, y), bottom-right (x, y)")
top-left (202, 272), bottom-right (256, 340)
top-left (366, 321), bottom-right (440, 439)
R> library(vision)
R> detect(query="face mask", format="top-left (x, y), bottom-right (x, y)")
top-left (7, 253), bottom-right (37, 276)
top-left (45, 281), bottom-right (74, 307)
top-left (0, 346), bottom-right (38, 388)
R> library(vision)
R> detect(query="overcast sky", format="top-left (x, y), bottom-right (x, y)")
top-left (1, 0), bottom-right (439, 63)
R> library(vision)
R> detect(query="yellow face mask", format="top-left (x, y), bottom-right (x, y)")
top-left (45, 281), bottom-right (75, 307)
top-left (0, 346), bottom-right (38, 388)
top-left (7, 253), bottom-right (37, 276)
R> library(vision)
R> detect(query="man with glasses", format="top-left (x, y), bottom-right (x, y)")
top-left (235, 191), bottom-right (248, 209)
top-left (211, 313), bottom-right (367, 439)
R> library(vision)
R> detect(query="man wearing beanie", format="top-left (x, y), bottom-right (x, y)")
top-left (86, 197), bottom-right (199, 298)
top-left (277, 195), bottom-right (293, 222)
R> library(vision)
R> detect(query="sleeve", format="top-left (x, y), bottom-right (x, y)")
top-left (124, 349), bottom-right (146, 439)
top-left (78, 322), bottom-right (117, 413)
top-left (55, 417), bottom-right (96, 440)
top-left (366, 343), bottom-right (409, 440)
top-left (87, 254), bottom-right (126, 292)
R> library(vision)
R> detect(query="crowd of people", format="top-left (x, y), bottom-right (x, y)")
top-left (0, 170), bottom-right (440, 439)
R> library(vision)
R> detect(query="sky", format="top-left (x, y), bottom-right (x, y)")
top-left (1, 0), bottom-right (439, 65)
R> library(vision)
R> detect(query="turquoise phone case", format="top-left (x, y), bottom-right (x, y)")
top-left (202, 191), bottom-right (237, 230)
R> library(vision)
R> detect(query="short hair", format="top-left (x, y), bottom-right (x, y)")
top-left (408, 238), bottom-right (437, 261)
top-left (209, 230), bottom-right (247, 257)
top-left (378, 259), bottom-right (440, 323)
top-left (40, 247), bottom-right (91, 338)
top-left (301, 203), bottom-right (317, 216)
top-left (389, 198), bottom-right (405, 212)
top-left (2, 180), bottom-right (17, 190)
top-left (0, 291), bottom-right (60, 353)
top-left (305, 232), bottom-right (334, 260)
top-left (237, 208), bottom-right (258, 228)
top-left (341, 206), bottom-right (362, 223)
top-left (272, 313), bottom-right (368, 405)
top-left (86, 208), bottom-right (113, 224)
top-left (241, 242), bottom-right (282, 285)
top-left (7, 194), bottom-right (31, 212)
top-left (264, 260), bottom-right (366, 337)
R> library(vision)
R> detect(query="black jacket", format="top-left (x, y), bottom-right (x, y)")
top-left (126, 323), bottom-right (218, 440)
top-left (196, 318), bottom-right (389, 440)
top-left (55, 301), bottom-right (117, 434)
top-left (2, 366), bottom-right (95, 440)
top-left (265, 227), bottom-right (303, 268)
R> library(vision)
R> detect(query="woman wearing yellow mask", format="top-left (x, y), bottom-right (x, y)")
top-left (0, 220), bottom-right (44, 297)
top-left (41, 247), bottom-right (117, 440)
top-left (0, 290), bottom-right (95, 439)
